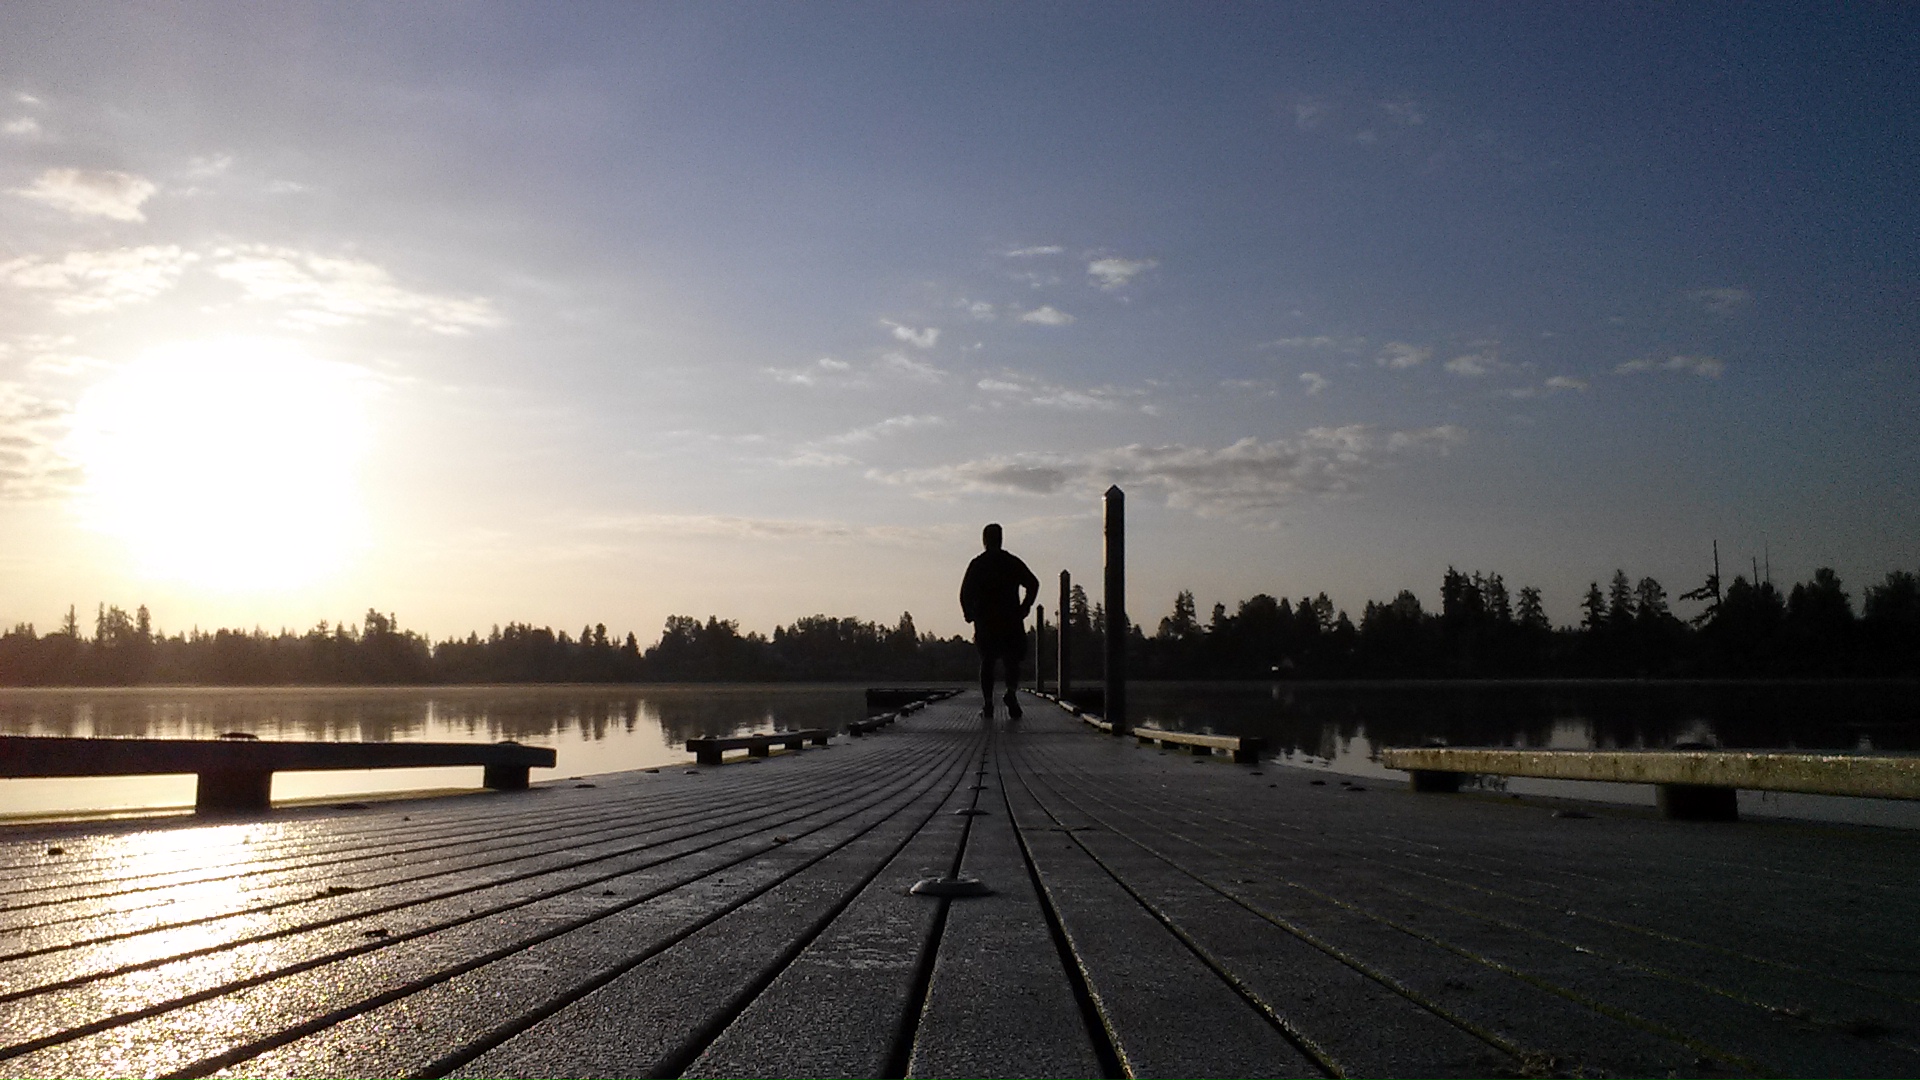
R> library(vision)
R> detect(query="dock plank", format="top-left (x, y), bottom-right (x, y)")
top-left (0, 695), bottom-right (1916, 1078)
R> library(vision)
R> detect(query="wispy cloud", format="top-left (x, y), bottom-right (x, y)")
top-left (1381, 100), bottom-right (1427, 126)
top-left (1443, 350), bottom-right (1503, 377)
top-left (880, 350), bottom-right (945, 381)
top-left (1615, 355), bottom-right (1724, 378)
top-left (1376, 341), bottom-right (1430, 369)
top-left (883, 320), bottom-right (940, 348)
top-left (1299, 371), bottom-right (1330, 395)
top-left (872, 424), bottom-right (1466, 519)
top-left (1004, 245), bottom-right (1063, 257)
top-left (14, 168), bottom-right (156, 221)
top-left (1087, 256), bottom-right (1157, 290)
top-left (3, 117), bottom-right (41, 138)
top-left (585, 512), bottom-right (943, 545)
top-left (1018, 305), bottom-right (1075, 326)
top-left (960, 299), bottom-right (995, 320)
top-left (0, 380), bottom-right (79, 500)
top-left (0, 246), bottom-right (197, 314)
top-left (822, 413), bottom-right (946, 445)
top-left (1293, 100), bottom-right (1333, 130)
top-left (1505, 375), bottom-right (1589, 399)
top-left (1687, 286), bottom-right (1751, 313)
top-left (765, 356), bottom-right (853, 387)
top-left (211, 245), bottom-right (503, 334)
top-left (976, 372), bottom-right (1141, 411)
top-left (1260, 335), bottom-right (1365, 352)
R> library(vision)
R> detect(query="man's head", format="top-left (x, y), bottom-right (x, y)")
top-left (982, 523), bottom-right (1003, 550)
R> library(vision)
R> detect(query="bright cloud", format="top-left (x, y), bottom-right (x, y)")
top-left (1615, 355), bottom-right (1724, 378)
top-left (1087, 256), bottom-right (1157, 290)
top-left (1377, 341), bottom-right (1430, 369)
top-left (883, 320), bottom-right (940, 348)
top-left (3, 117), bottom-right (40, 138)
top-left (1019, 305), bottom-right (1075, 326)
top-left (0, 246), bottom-right (197, 314)
top-left (1299, 371), bottom-right (1330, 395)
top-left (1004, 245), bottom-right (1063, 257)
top-left (874, 424), bottom-right (1466, 518)
top-left (211, 245), bottom-right (503, 334)
top-left (1544, 375), bottom-right (1588, 391)
top-left (15, 168), bottom-right (157, 221)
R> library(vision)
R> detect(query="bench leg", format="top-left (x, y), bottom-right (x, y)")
top-left (1659, 783), bottom-right (1738, 821)
top-left (696, 748), bottom-right (723, 766)
top-left (1191, 744), bottom-right (1212, 757)
top-left (810, 734), bottom-right (830, 746)
top-left (1233, 747), bottom-right (1260, 764)
top-left (196, 769), bottom-right (272, 814)
top-left (483, 763), bottom-right (530, 791)
top-left (749, 744), bottom-right (772, 758)
top-left (1408, 770), bottom-right (1465, 793)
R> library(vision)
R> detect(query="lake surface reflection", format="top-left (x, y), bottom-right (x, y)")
top-left (3, 681), bottom-right (1915, 827)
top-left (1130, 680), bottom-right (1920, 828)
top-left (0, 684), bottom-right (877, 819)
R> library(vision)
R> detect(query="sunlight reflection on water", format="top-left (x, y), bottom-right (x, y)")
top-left (0, 684), bottom-right (880, 819)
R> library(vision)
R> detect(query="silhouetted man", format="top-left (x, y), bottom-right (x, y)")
top-left (960, 523), bottom-right (1039, 721)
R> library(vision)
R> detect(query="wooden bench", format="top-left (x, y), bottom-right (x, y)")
top-left (684, 729), bottom-right (831, 766)
top-left (1132, 726), bottom-right (1265, 764)
top-left (0, 734), bottom-right (557, 814)
top-left (847, 713), bottom-right (899, 736)
top-left (864, 688), bottom-right (959, 709)
top-left (1379, 746), bottom-right (1920, 821)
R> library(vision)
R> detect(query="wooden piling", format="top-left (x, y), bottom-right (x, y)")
top-left (1103, 485), bottom-right (1127, 735)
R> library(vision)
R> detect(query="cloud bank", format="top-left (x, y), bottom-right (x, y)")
top-left (873, 424), bottom-right (1466, 518)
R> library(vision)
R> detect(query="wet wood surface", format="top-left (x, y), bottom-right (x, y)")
top-left (2, 695), bottom-right (1916, 1078)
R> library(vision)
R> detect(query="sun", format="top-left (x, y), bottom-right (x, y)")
top-left (66, 338), bottom-right (376, 591)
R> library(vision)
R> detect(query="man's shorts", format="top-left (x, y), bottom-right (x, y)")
top-left (973, 618), bottom-right (1027, 662)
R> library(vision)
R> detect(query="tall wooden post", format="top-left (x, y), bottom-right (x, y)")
top-left (1103, 485), bottom-right (1127, 734)
top-left (1057, 570), bottom-right (1071, 704)
top-left (1034, 604), bottom-right (1046, 694)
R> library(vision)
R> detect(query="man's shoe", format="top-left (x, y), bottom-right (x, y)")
top-left (1003, 692), bottom-right (1023, 720)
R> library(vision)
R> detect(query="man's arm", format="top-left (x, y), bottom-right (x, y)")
top-left (959, 559), bottom-right (980, 623)
top-left (1015, 556), bottom-right (1040, 616)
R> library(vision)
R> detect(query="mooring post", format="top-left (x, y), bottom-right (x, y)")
top-left (1034, 603), bottom-right (1046, 694)
top-left (1058, 569), bottom-right (1072, 705)
top-left (1104, 485), bottom-right (1127, 735)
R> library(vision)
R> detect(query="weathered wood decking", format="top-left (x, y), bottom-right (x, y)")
top-left (2, 697), bottom-right (1918, 1078)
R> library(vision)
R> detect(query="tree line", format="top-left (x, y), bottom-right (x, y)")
top-left (1, 563), bottom-right (1915, 686)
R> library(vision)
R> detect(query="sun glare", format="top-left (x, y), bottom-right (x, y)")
top-left (67, 339), bottom-right (375, 591)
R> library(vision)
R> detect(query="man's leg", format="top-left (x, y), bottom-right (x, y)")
top-left (1001, 654), bottom-right (1024, 719)
top-left (979, 651), bottom-right (996, 718)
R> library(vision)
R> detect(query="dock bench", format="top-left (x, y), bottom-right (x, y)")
top-left (0, 734), bottom-right (557, 814)
top-left (684, 729), bottom-right (831, 766)
top-left (1132, 725), bottom-right (1265, 764)
top-left (847, 713), bottom-right (899, 736)
top-left (1380, 746), bottom-right (1920, 820)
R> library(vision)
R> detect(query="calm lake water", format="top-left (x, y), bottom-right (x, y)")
top-left (3, 680), bottom-right (1916, 827)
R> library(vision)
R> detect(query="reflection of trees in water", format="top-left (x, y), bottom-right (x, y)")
top-left (1130, 680), bottom-right (1920, 753)
top-left (0, 685), bottom-right (874, 748)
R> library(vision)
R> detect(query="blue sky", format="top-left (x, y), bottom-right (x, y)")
top-left (0, 3), bottom-right (1914, 640)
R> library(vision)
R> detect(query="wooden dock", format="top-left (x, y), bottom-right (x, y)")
top-left (2, 696), bottom-right (1917, 1078)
